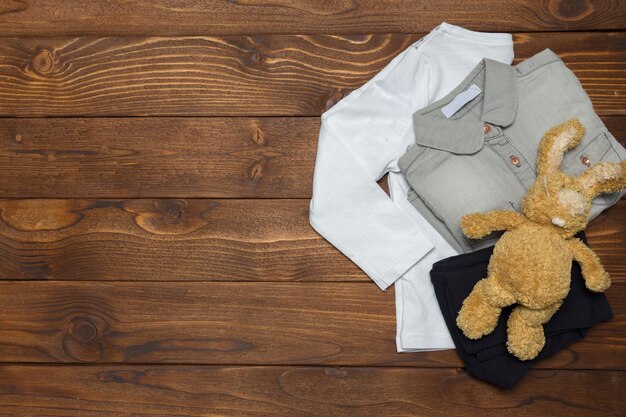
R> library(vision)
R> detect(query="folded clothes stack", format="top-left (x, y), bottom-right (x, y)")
top-left (309, 22), bottom-right (626, 387)
top-left (430, 233), bottom-right (613, 388)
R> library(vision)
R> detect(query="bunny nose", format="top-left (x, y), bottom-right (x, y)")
top-left (552, 217), bottom-right (567, 228)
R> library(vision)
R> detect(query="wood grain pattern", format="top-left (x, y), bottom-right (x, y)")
top-left (0, 32), bottom-right (624, 117)
top-left (603, 115), bottom-right (626, 139)
top-left (1, 117), bottom-right (624, 199)
top-left (0, 118), bottom-right (318, 198)
top-left (0, 0), bottom-right (624, 36)
top-left (0, 280), bottom-right (623, 369)
top-left (0, 198), bottom-right (363, 281)
top-left (0, 198), bottom-right (623, 282)
top-left (0, 365), bottom-right (623, 417)
top-left (582, 199), bottom-right (626, 278)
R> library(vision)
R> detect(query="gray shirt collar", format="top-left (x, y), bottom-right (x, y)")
top-left (413, 58), bottom-right (518, 154)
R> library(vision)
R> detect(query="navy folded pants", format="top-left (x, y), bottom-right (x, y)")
top-left (430, 233), bottom-right (613, 388)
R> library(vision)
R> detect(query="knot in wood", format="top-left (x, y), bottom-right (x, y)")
top-left (32, 49), bottom-right (56, 75)
top-left (252, 127), bottom-right (266, 145)
top-left (550, 0), bottom-right (594, 21)
top-left (68, 317), bottom-right (99, 344)
top-left (324, 90), bottom-right (346, 112)
top-left (169, 207), bottom-right (182, 219)
top-left (160, 200), bottom-right (187, 221)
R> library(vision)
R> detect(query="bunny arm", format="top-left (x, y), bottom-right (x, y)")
top-left (461, 210), bottom-right (526, 239)
top-left (567, 239), bottom-right (611, 292)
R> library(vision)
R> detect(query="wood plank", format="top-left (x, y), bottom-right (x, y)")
top-left (0, 280), bottom-right (623, 369)
top-left (0, 32), bottom-right (624, 117)
top-left (0, 118), bottom-right (319, 198)
top-left (1, 116), bottom-right (624, 199)
top-left (0, 198), bottom-right (623, 282)
top-left (0, 0), bottom-right (624, 36)
top-left (0, 198), bottom-right (362, 281)
top-left (0, 365), bottom-right (623, 417)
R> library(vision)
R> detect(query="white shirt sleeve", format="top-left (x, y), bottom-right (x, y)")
top-left (309, 52), bottom-right (436, 291)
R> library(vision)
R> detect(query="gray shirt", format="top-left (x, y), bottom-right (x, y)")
top-left (398, 48), bottom-right (626, 253)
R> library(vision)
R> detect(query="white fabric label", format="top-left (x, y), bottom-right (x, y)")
top-left (440, 84), bottom-right (482, 118)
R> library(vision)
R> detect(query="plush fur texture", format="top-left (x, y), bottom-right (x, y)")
top-left (457, 119), bottom-right (626, 361)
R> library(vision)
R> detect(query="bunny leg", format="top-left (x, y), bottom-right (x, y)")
top-left (506, 301), bottom-right (562, 360)
top-left (457, 277), bottom-right (514, 339)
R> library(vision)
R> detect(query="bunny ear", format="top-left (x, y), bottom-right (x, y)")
top-left (537, 119), bottom-right (586, 176)
top-left (579, 160), bottom-right (626, 199)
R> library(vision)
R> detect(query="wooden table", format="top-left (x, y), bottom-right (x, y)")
top-left (0, 1), bottom-right (624, 415)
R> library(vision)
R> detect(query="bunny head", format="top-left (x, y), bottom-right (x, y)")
top-left (521, 119), bottom-right (626, 238)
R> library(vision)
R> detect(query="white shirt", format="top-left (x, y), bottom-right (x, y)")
top-left (309, 23), bottom-right (514, 351)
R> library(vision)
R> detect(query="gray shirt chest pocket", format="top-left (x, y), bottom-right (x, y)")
top-left (562, 131), bottom-right (624, 206)
top-left (399, 144), bottom-right (528, 249)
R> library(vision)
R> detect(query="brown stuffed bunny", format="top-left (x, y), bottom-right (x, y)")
top-left (457, 118), bottom-right (626, 360)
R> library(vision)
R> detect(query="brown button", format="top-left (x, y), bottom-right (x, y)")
top-left (510, 155), bottom-right (521, 167)
top-left (483, 124), bottom-right (491, 134)
top-left (580, 155), bottom-right (591, 167)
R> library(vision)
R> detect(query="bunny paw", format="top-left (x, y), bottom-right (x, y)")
top-left (585, 271), bottom-right (611, 293)
top-left (460, 213), bottom-right (492, 239)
